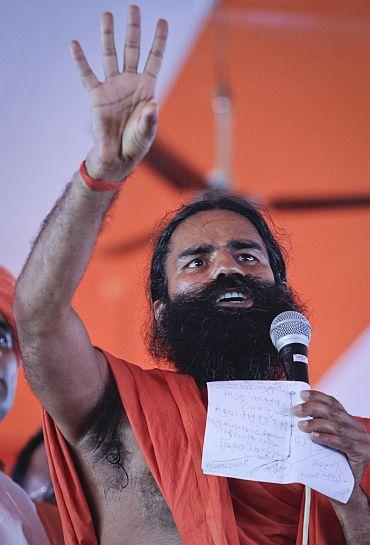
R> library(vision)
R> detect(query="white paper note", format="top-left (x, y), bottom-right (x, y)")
top-left (202, 381), bottom-right (354, 503)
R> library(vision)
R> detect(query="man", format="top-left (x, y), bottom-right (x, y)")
top-left (14, 6), bottom-right (369, 545)
top-left (0, 266), bottom-right (18, 425)
top-left (0, 265), bottom-right (51, 545)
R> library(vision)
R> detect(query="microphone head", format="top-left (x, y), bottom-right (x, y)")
top-left (270, 311), bottom-right (311, 352)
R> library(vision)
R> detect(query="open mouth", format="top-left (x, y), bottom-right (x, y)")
top-left (215, 290), bottom-right (253, 308)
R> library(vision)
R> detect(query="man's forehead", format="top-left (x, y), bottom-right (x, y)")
top-left (170, 209), bottom-right (267, 251)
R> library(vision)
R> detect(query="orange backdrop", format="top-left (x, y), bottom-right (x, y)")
top-left (1, 0), bottom-right (369, 470)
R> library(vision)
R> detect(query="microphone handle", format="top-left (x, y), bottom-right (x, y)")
top-left (279, 343), bottom-right (309, 384)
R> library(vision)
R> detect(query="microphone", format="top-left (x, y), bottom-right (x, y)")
top-left (270, 311), bottom-right (311, 384)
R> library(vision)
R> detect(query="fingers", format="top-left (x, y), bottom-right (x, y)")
top-left (144, 18), bottom-right (168, 78)
top-left (293, 390), bottom-right (348, 420)
top-left (101, 12), bottom-right (119, 79)
top-left (293, 390), bottom-right (370, 460)
top-left (124, 5), bottom-right (141, 73)
top-left (70, 41), bottom-right (99, 92)
top-left (302, 390), bottom-right (345, 409)
top-left (71, 6), bottom-right (168, 92)
top-left (298, 417), bottom-right (367, 441)
top-left (310, 430), bottom-right (370, 460)
top-left (293, 400), bottom-right (350, 422)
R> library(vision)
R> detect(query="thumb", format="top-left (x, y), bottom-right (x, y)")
top-left (138, 102), bottom-right (158, 140)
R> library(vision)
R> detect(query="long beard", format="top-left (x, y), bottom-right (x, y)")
top-left (148, 275), bottom-right (305, 386)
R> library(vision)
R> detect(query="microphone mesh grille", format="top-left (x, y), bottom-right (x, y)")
top-left (270, 311), bottom-right (311, 348)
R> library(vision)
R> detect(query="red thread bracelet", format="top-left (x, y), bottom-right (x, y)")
top-left (79, 161), bottom-right (125, 192)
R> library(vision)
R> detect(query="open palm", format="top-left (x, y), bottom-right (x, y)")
top-left (70, 6), bottom-right (168, 179)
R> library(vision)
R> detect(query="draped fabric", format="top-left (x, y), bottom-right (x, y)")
top-left (34, 501), bottom-right (65, 545)
top-left (43, 351), bottom-right (370, 545)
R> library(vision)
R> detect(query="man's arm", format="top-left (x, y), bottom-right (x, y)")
top-left (14, 6), bottom-right (168, 444)
top-left (333, 487), bottom-right (370, 545)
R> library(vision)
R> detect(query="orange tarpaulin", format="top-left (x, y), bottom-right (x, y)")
top-left (43, 351), bottom-right (370, 545)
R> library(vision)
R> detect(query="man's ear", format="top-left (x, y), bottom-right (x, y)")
top-left (153, 300), bottom-right (164, 323)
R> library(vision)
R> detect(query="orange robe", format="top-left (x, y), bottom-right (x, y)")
top-left (35, 501), bottom-right (65, 545)
top-left (43, 351), bottom-right (370, 545)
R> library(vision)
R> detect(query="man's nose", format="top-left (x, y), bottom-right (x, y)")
top-left (211, 250), bottom-right (244, 279)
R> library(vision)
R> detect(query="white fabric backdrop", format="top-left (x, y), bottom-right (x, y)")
top-left (0, 0), bottom-right (214, 275)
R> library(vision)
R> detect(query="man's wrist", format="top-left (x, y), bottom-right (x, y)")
top-left (332, 487), bottom-right (370, 544)
top-left (85, 152), bottom-right (133, 183)
top-left (80, 161), bottom-right (127, 192)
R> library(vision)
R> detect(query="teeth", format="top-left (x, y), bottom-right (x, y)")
top-left (216, 291), bottom-right (246, 303)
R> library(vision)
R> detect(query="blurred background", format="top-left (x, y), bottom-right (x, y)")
top-left (1, 0), bottom-right (369, 470)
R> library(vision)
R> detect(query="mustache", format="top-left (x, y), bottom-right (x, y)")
top-left (148, 274), bottom-right (305, 384)
top-left (168, 274), bottom-right (288, 310)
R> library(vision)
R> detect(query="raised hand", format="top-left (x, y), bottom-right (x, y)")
top-left (70, 5), bottom-right (168, 182)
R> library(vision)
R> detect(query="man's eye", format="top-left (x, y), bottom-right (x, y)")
top-left (188, 258), bottom-right (204, 268)
top-left (237, 253), bottom-right (257, 263)
top-left (0, 333), bottom-right (13, 349)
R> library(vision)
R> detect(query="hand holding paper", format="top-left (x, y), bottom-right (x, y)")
top-left (202, 381), bottom-right (355, 503)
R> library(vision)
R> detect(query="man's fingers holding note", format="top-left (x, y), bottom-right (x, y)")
top-left (293, 390), bottom-right (370, 488)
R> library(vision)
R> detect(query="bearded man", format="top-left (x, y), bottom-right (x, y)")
top-left (14, 5), bottom-right (370, 545)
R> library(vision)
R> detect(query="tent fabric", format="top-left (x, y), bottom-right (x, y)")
top-left (43, 351), bottom-right (370, 545)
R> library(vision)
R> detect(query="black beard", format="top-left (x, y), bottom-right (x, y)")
top-left (148, 274), bottom-right (306, 386)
